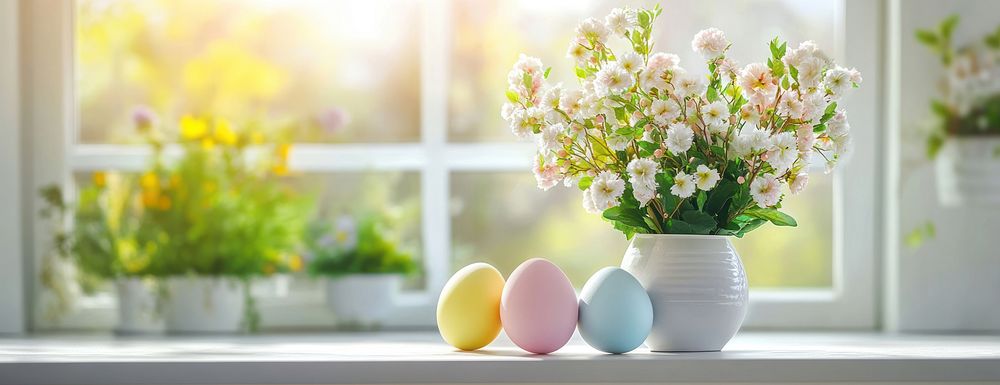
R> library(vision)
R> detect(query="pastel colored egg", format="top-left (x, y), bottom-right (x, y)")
top-left (437, 263), bottom-right (506, 351)
top-left (578, 267), bottom-right (653, 354)
top-left (501, 258), bottom-right (578, 354)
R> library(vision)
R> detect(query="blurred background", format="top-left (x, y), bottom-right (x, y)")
top-left (1, 0), bottom-right (998, 334)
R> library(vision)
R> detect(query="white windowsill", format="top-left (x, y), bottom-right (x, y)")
top-left (2, 332), bottom-right (999, 384)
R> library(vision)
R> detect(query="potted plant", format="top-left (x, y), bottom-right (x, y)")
top-left (501, 5), bottom-right (861, 351)
top-left (138, 115), bottom-right (311, 333)
top-left (39, 175), bottom-right (163, 334)
top-left (916, 16), bottom-right (1000, 206)
top-left (306, 212), bottom-right (417, 328)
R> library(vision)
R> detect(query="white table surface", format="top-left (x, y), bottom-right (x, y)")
top-left (1, 332), bottom-right (999, 384)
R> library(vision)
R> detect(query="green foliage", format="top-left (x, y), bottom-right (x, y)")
top-left (916, 15), bottom-right (959, 65)
top-left (139, 124), bottom-right (312, 278)
top-left (306, 213), bottom-right (417, 276)
top-left (905, 221), bottom-right (936, 249)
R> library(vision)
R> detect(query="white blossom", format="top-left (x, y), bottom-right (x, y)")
top-left (750, 173), bottom-right (783, 207)
top-left (567, 42), bottom-right (590, 65)
top-left (789, 172), bottom-right (809, 194)
top-left (665, 123), bottom-right (694, 154)
top-left (633, 183), bottom-right (657, 207)
top-left (796, 124), bottom-right (816, 153)
top-left (738, 63), bottom-right (777, 101)
top-left (692, 27), bottom-right (729, 59)
top-left (537, 123), bottom-right (564, 153)
top-left (824, 66), bottom-right (860, 99)
top-left (532, 156), bottom-right (561, 190)
top-left (595, 62), bottom-right (634, 96)
top-left (827, 109), bottom-right (850, 138)
top-left (604, 7), bottom-right (636, 37)
top-left (675, 73), bottom-right (706, 99)
top-left (650, 99), bottom-right (680, 125)
top-left (703, 100), bottom-right (730, 125)
top-left (670, 171), bottom-right (697, 198)
top-left (588, 171), bottom-right (626, 210)
top-left (695, 165), bottom-right (721, 191)
top-left (576, 17), bottom-right (609, 46)
top-left (619, 52), bottom-right (644, 73)
top-left (766, 132), bottom-right (798, 173)
top-left (627, 158), bottom-right (659, 186)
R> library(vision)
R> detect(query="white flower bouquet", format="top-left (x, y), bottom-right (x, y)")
top-left (502, 5), bottom-right (861, 238)
top-left (916, 15), bottom-right (1000, 158)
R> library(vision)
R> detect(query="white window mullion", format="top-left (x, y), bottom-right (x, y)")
top-left (418, 0), bottom-right (451, 305)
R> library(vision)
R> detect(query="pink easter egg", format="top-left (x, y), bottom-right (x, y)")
top-left (500, 258), bottom-right (578, 354)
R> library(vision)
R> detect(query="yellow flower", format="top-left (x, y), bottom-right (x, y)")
top-left (157, 195), bottom-right (172, 211)
top-left (214, 119), bottom-right (238, 146)
top-left (180, 115), bottom-right (208, 140)
top-left (140, 172), bottom-right (159, 191)
top-left (201, 137), bottom-right (216, 150)
top-left (276, 143), bottom-right (291, 160)
top-left (141, 190), bottom-right (159, 208)
top-left (272, 163), bottom-right (289, 176)
top-left (288, 254), bottom-right (303, 272)
top-left (92, 171), bottom-right (107, 188)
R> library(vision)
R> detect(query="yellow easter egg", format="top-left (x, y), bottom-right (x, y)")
top-left (436, 263), bottom-right (506, 351)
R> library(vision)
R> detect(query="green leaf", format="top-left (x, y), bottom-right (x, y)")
top-left (706, 85), bottom-right (719, 102)
top-left (812, 123), bottom-right (827, 133)
top-left (575, 66), bottom-right (588, 79)
top-left (681, 210), bottom-right (716, 234)
top-left (578, 176), bottom-right (594, 191)
top-left (743, 207), bottom-right (798, 227)
top-left (505, 90), bottom-right (520, 104)
top-left (915, 30), bottom-right (939, 47)
top-left (734, 218), bottom-right (767, 237)
top-left (710, 145), bottom-right (726, 159)
top-left (544, 67), bottom-right (552, 79)
top-left (939, 14), bottom-right (959, 41)
top-left (930, 100), bottom-right (951, 119)
top-left (769, 37), bottom-right (786, 59)
top-left (603, 206), bottom-right (651, 231)
top-left (638, 11), bottom-right (650, 28)
top-left (696, 191), bottom-right (707, 211)
top-left (704, 180), bottom-right (737, 215)
top-left (789, 64), bottom-right (799, 81)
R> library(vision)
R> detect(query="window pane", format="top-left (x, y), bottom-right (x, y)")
top-left (448, 0), bottom-right (837, 142)
top-left (450, 171), bottom-right (833, 289)
top-left (291, 172), bottom-right (425, 290)
top-left (732, 172), bottom-right (834, 289)
top-left (450, 172), bottom-right (628, 288)
top-left (76, 0), bottom-right (421, 144)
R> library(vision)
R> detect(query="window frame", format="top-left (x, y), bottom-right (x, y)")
top-left (19, 0), bottom-right (881, 331)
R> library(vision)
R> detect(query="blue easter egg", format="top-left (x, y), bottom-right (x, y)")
top-left (578, 267), bottom-right (653, 354)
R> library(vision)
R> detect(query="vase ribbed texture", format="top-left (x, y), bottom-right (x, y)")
top-left (622, 234), bottom-right (747, 352)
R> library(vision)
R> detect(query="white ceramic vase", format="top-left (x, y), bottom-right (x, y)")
top-left (163, 276), bottom-right (246, 334)
top-left (621, 234), bottom-right (748, 352)
top-left (325, 274), bottom-right (401, 327)
top-left (115, 277), bottom-right (163, 334)
top-left (936, 137), bottom-right (1000, 206)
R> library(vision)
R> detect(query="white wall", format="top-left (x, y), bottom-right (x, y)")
top-left (0, 0), bottom-right (25, 334)
top-left (888, 0), bottom-right (1000, 331)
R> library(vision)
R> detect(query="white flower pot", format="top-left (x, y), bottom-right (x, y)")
top-left (114, 278), bottom-right (163, 334)
top-left (936, 137), bottom-right (1000, 206)
top-left (621, 234), bottom-right (748, 352)
top-left (163, 276), bottom-right (246, 334)
top-left (324, 274), bottom-right (401, 327)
